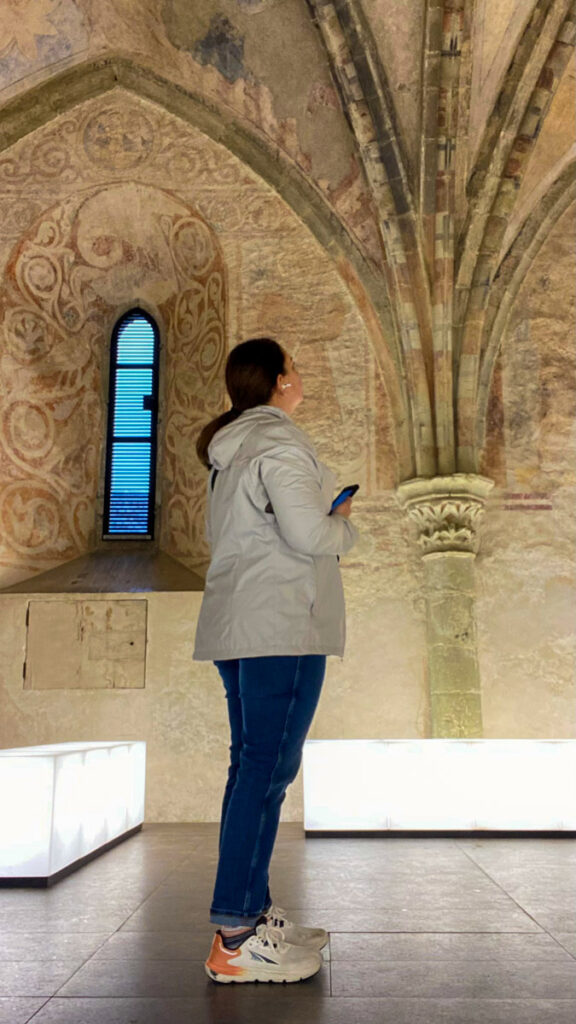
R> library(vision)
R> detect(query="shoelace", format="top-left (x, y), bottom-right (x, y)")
top-left (253, 921), bottom-right (286, 951)
top-left (268, 904), bottom-right (288, 928)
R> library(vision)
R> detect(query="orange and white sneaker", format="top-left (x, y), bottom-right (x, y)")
top-left (205, 922), bottom-right (322, 984)
top-left (266, 904), bottom-right (328, 951)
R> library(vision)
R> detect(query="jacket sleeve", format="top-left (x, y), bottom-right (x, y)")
top-left (204, 473), bottom-right (213, 547)
top-left (259, 446), bottom-right (358, 557)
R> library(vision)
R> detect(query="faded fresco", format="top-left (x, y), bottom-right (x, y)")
top-left (0, 90), bottom-right (395, 587)
top-left (0, 0), bottom-right (382, 270)
top-left (0, 0), bottom-right (88, 92)
top-left (478, 201), bottom-right (576, 740)
top-left (0, 179), bottom-right (228, 582)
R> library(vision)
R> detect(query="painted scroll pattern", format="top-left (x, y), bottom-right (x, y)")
top-left (157, 211), bottom-right (227, 574)
top-left (0, 177), bottom-right (227, 582)
top-left (0, 195), bottom-right (103, 576)
top-left (0, 0), bottom-right (381, 268)
top-left (0, 92), bottom-right (392, 585)
top-left (0, 98), bottom-right (301, 238)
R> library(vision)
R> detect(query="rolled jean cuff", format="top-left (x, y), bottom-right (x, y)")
top-left (210, 910), bottom-right (264, 927)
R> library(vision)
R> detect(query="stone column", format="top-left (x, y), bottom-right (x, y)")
top-left (396, 475), bottom-right (494, 738)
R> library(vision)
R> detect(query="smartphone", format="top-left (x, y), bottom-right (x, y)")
top-left (330, 484), bottom-right (359, 513)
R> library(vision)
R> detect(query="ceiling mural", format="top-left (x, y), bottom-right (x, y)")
top-left (0, 0), bottom-right (88, 85)
top-left (0, 0), bottom-right (383, 272)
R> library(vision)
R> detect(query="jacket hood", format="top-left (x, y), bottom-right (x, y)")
top-left (208, 405), bottom-right (290, 470)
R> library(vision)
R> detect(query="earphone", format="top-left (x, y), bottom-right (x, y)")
top-left (281, 383), bottom-right (293, 390)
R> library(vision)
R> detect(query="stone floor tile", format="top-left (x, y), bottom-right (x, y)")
top-left (3, 826), bottom-right (575, 1022)
top-left (272, 887), bottom-right (516, 910)
top-left (126, 890), bottom-right (212, 912)
top-left (92, 928), bottom-right (327, 962)
top-left (330, 959), bottom-right (576, 1000)
top-left (0, 897), bottom-right (137, 919)
top-left (272, 905), bottom-right (543, 932)
top-left (0, 961), bottom-right (83, 997)
top-left (15, 997), bottom-right (209, 1024)
top-left (58, 958), bottom-right (331, 998)
top-left (505, 888), bottom-right (576, 906)
top-left (0, 911), bottom-right (132, 934)
top-left (553, 934), bottom-right (576, 957)
top-left (17, 997), bottom-right (576, 1024)
top-left (329, 931), bottom-right (574, 961)
top-left (95, 930), bottom-right (216, 961)
top-left (519, 908), bottom-right (576, 932)
top-left (120, 904), bottom-right (206, 931)
top-left (0, 934), bottom-right (110, 962)
top-left (0, 998), bottom-right (48, 1024)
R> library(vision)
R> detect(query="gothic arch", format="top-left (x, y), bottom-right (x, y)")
top-left (455, 0), bottom-right (575, 469)
top-left (476, 158), bottom-right (576, 449)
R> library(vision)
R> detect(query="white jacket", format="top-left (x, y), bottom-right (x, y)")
top-left (193, 405), bottom-right (358, 660)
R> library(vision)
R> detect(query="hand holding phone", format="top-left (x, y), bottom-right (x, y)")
top-left (330, 484), bottom-right (359, 514)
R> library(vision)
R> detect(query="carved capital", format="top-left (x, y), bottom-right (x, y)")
top-left (396, 474), bottom-right (494, 555)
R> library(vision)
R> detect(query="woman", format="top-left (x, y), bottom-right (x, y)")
top-left (194, 338), bottom-right (358, 984)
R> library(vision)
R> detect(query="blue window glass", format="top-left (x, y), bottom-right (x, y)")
top-left (103, 310), bottom-right (159, 538)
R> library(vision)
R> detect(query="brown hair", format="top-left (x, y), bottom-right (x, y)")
top-left (196, 338), bottom-right (286, 468)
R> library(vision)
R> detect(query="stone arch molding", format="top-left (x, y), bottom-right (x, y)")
top-left (0, 181), bottom-right (227, 580)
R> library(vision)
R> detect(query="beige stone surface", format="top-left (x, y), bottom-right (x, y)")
top-left (477, 510), bottom-right (576, 738)
top-left (477, 202), bottom-right (576, 740)
top-left (311, 497), bottom-right (429, 742)
top-left (24, 598), bottom-right (147, 690)
top-left (0, 499), bottom-right (431, 821)
top-left (0, 592), bottom-right (233, 821)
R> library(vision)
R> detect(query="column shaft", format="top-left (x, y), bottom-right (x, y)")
top-left (396, 474), bottom-right (494, 738)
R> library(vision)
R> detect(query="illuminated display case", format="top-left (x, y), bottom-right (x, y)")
top-left (303, 740), bottom-right (576, 833)
top-left (0, 741), bottom-right (146, 884)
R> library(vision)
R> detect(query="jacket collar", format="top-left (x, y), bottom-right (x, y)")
top-left (245, 405), bottom-right (290, 420)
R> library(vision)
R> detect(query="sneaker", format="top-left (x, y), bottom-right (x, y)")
top-left (266, 904), bottom-right (328, 951)
top-left (205, 922), bottom-right (322, 984)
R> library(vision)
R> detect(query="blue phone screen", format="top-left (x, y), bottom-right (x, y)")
top-left (330, 485), bottom-right (358, 512)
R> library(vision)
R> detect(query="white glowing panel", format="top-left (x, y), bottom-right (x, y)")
top-left (303, 740), bottom-right (576, 831)
top-left (0, 741), bottom-right (146, 878)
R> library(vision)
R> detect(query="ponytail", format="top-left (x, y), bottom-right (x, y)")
top-left (196, 408), bottom-right (241, 469)
top-left (195, 338), bottom-right (286, 468)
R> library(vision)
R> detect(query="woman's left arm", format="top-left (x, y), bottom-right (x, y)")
top-left (259, 445), bottom-right (358, 557)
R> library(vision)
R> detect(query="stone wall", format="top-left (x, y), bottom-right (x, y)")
top-left (0, 90), bottom-right (397, 589)
top-left (477, 202), bottom-right (576, 739)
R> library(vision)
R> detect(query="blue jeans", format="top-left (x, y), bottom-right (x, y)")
top-left (210, 655), bottom-right (326, 927)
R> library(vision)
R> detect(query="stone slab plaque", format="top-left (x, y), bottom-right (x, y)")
top-left (24, 600), bottom-right (147, 690)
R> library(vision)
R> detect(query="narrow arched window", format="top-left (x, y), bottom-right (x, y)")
top-left (103, 309), bottom-right (160, 539)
